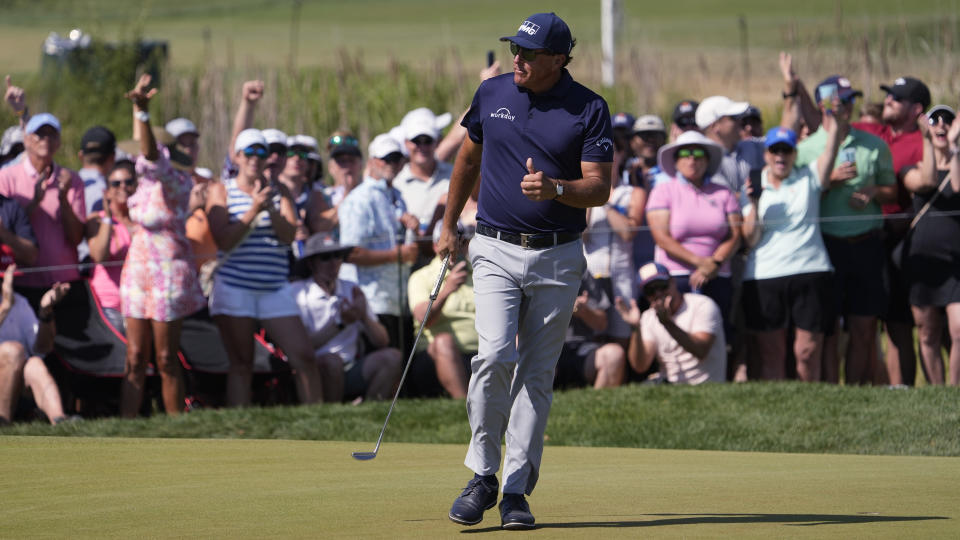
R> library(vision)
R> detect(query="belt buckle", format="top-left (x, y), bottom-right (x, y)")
top-left (519, 233), bottom-right (532, 249)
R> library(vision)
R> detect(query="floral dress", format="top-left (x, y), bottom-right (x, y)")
top-left (120, 146), bottom-right (205, 321)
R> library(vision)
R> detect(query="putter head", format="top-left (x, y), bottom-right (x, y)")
top-left (352, 451), bottom-right (377, 461)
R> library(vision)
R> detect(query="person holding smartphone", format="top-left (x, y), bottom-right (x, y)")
top-left (789, 75), bottom-right (898, 385)
top-left (740, 121), bottom-right (844, 381)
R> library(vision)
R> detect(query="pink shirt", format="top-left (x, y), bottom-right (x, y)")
top-left (0, 158), bottom-right (85, 287)
top-left (88, 211), bottom-right (132, 310)
top-left (640, 293), bottom-right (726, 384)
top-left (645, 177), bottom-right (739, 275)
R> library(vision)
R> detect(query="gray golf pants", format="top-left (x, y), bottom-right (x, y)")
top-left (464, 233), bottom-right (585, 495)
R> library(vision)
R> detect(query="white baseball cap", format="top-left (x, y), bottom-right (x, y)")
top-left (287, 134), bottom-right (318, 151)
top-left (262, 129), bottom-right (288, 146)
top-left (234, 128), bottom-right (267, 153)
top-left (368, 133), bottom-right (403, 159)
top-left (401, 107), bottom-right (451, 141)
top-left (632, 114), bottom-right (666, 134)
top-left (165, 118), bottom-right (199, 138)
top-left (695, 96), bottom-right (750, 130)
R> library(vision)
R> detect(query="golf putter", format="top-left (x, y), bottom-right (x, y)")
top-left (352, 252), bottom-right (452, 460)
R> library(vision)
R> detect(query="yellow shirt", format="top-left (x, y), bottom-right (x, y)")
top-left (407, 255), bottom-right (478, 353)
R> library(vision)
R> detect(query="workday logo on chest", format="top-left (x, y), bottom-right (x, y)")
top-left (519, 21), bottom-right (540, 35)
top-left (490, 108), bottom-right (516, 121)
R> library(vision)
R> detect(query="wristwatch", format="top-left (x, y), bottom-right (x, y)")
top-left (554, 180), bottom-right (564, 199)
top-left (136, 110), bottom-right (150, 123)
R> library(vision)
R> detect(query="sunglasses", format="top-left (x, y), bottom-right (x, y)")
top-left (509, 42), bottom-right (552, 62)
top-left (676, 148), bottom-right (707, 159)
top-left (411, 136), bottom-right (435, 146)
top-left (382, 152), bottom-right (404, 165)
top-left (109, 177), bottom-right (136, 188)
top-left (242, 146), bottom-right (268, 158)
top-left (268, 143), bottom-right (287, 155)
top-left (643, 281), bottom-right (669, 297)
top-left (329, 135), bottom-right (359, 148)
top-left (312, 251), bottom-right (345, 262)
top-left (287, 149), bottom-right (310, 159)
top-left (929, 111), bottom-right (956, 126)
top-left (767, 144), bottom-right (794, 155)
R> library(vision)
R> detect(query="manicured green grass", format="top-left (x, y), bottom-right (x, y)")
top-left (2, 437), bottom-right (958, 538)
top-left (5, 383), bottom-right (959, 456)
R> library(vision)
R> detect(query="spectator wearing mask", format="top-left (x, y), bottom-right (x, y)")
top-left (614, 262), bottom-right (726, 384)
top-left (791, 75), bottom-right (897, 385)
top-left (290, 232), bottom-right (401, 402)
top-left (741, 124), bottom-right (843, 381)
top-left (901, 105), bottom-right (960, 386)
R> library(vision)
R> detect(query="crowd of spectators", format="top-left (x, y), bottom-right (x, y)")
top-left (1, 49), bottom-right (959, 424)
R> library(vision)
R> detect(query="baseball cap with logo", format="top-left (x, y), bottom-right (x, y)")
top-left (368, 134), bottom-right (403, 160)
top-left (165, 118), bottom-right (199, 139)
top-left (612, 112), bottom-right (636, 131)
top-left (25, 113), bottom-right (61, 134)
top-left (632, 115), bottom-right (666, 134)
top-left (672, 100), bottom-right (699, 127)
top-left (814, 75), bottom-right (863, 104)
top-left (880, 77), bottom-right (931, 110)
top-left (764, 127), bottom-right (797, 149)
top-left (637, 261), bottom-right (672, 289)
top-left (500, 12), bottom-right (573, 55)
top-left (80, 126), bottom-right (116, 157)
top-left (695, 96), bottom-right (750, 130)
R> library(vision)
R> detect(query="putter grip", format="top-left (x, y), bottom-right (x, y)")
top-left (429, 254), bottom-right (451, 300)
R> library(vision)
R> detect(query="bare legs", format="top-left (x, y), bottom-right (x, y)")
top-left (428, 333), bottom-right (468, 398)
top-left (0, 342), bottom-right (66, 424)
top-left (120, 318), bottom-right (185, 417)
top-left (911, 304), bottom-right (960, 386)
top-left (750, 329), bottom-right (823, 382)
top-left (584, 343), bottom-right (626, 388)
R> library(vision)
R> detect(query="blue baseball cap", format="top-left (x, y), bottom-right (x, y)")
top-left (612, 112), bottom-right (635, 130)
top-left (500, 12), bottom-right (573, 55)
top-left (25, 113), bottom-right (61, 134)
top-left (814, 75), bottom-right (862, 103)
top-left (637, 262), bottom-right (672, 289)
top-left (764, 127), bottom-right (797, 149)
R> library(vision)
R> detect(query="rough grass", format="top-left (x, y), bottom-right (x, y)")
top-left (5, 382), bottom-right (959, 456)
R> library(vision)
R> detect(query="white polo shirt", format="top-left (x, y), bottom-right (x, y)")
top-left (392, 160), bottom-right (453, 227)
top-left (641, 293), bottom-right (726, 384)
top-left (289, 278), bottom-right (365, 367)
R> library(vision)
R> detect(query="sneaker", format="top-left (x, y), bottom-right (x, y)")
top-left (499, 493), bottom-right (535, 530)
top-left (448, 474), bottom-right (498, 526)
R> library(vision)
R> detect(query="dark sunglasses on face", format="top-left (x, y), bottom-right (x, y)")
top-left (312, 251), bottom-right (345, 262)
top-left (287, 149), bottom-right (310, 159)
top-left (929, 111), bottom-right (956, 126)
top-left (767, 144), bottom-right (794, 155)
top-left (243, 145), bottom-right (268, 158)
top-left (643, 281), bottom-right (669, 297)
top-left (509, 42), bottom-right (551, 62)
top-left (268, 143), bottom-right (287, 155)
top-left (329, 135), bottom-right (359, 148)
top-left (676, 148), bottom-right (707, 159)
top-left (411, 136), bottom-right (435, 146)
top-left (382, 152), bottom-right (404, 165)
top-left (109, 177), bottom-right (136, 188)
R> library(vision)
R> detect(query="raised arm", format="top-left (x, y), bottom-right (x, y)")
top-left (229, 81), bottom-right (264, 161)
top-left (125, 74), bottom-right (159, 162)
top-left (4, 75), bottom-right (29, 129)
top-left (815, 95), bottom-right (847, 190)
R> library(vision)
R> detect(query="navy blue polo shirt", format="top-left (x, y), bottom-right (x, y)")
top-left (0, 194), bottom-right (35, 245)
top-left (463, 69), bottom-right (613, 234)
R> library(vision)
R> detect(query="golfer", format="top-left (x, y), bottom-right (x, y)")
top-left (437, 12), bottom-right (613, 529)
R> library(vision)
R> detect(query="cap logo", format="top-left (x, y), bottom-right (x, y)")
top-left (519, 20), bottom-right (540, 35)
top-left (838, 77), bottom-right (852, 88)
top-left (895, 77), bottom-right (906, 86)
top-left (490, 107), bottom-right (516, 122)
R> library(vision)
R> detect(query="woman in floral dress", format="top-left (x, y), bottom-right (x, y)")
top-left (119, 75), bottom-right (205, 417)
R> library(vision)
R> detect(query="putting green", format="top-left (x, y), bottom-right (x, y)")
top-left (1, 437), bottom-right (956, 538)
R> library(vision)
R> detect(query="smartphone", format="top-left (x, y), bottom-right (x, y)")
top-left (818, 83), bottom-right (838, 112)
top-left (748, 169), bottom-right (763, 199)
top-left (486, 50), bottom-right (495, 67)
top-left (840, 148), bottom-right (856, 165)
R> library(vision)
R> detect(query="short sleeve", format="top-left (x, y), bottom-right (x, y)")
top-left (689, 295), bottom-right (722, 337)
top-left (723, 187), bottom-right (741, 215)
top-left (803, 164), bottom-right (822, 192)
top-left (3, 198), bottom-right (36, 245)
top-left (580, 98), bottom-right (614, 163)
top-left (874, 142), bottom-right (896, 186)
top-left (462, 85), bottom-right (485, 145)
top-left (645, 182), bottom-right (672, 213)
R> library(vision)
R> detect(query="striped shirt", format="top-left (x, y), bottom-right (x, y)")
top-left (216, 178), bottom-right (289, 292)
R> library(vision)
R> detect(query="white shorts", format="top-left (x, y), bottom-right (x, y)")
top-left (209, 279), bottom-right (300, 320)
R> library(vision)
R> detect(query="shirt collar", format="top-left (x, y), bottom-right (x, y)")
top-left (517, 68), bottom-right (573, 99)
top-left (362, 176), bottom-right (390, 191)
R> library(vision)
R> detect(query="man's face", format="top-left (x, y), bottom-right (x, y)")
top-left (369, 153), bottom-right (404, 182)
top-left (27, 125), bottom-right (60, 162)
top-left (511, 44), bottom-right (563, 91)
top-left (630, 131), bottom-right (665, 159)
top-left (308, 252), bottom-right (344, 287)
top-left (882, 93), bottom-right (917, 125)
top-left (405, 135), bottom-right (437, 168)
top-left (266, 143), bottom-right (287, 179)
top-left (714, 116), bottom-right (740, 147)
top-left (177, 133), bottom-right (199, 165)
top-left (329, 153), bottom-right (362, 190)
top-left (282, 145), bottom-right (311, 179)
